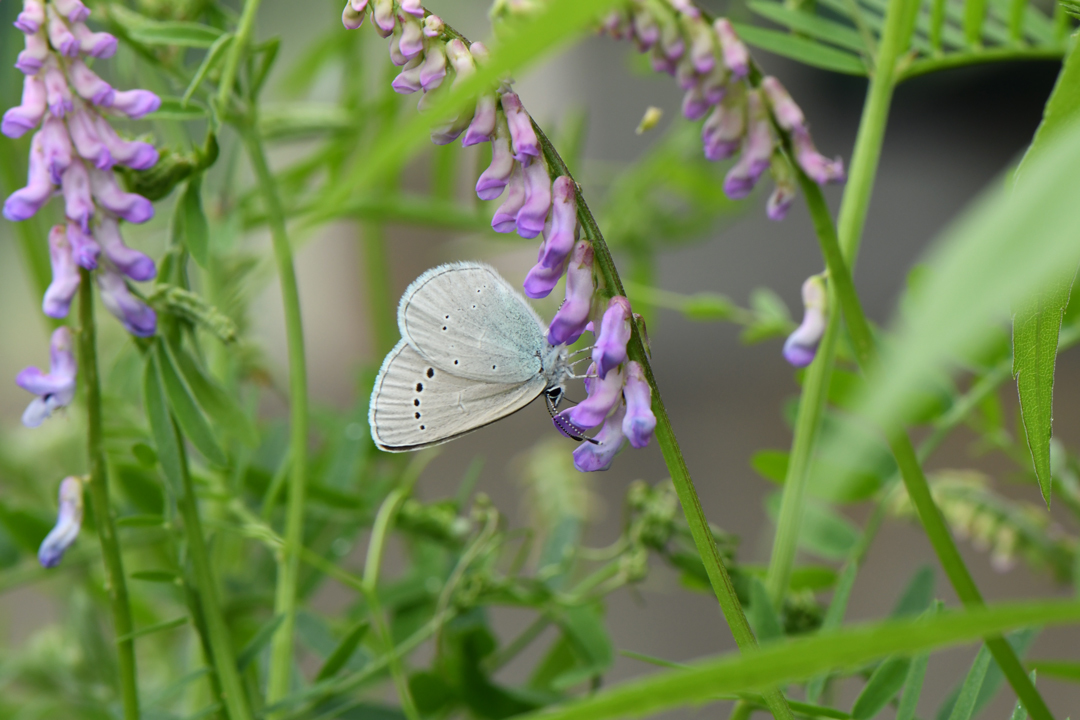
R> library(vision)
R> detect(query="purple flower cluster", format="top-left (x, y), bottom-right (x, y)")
top-left (4, 0), bottom-right (160, 340)
top-left (599, 0), bottom-right (845, 220)
top-left (783, 273), bottom-right (828, 367)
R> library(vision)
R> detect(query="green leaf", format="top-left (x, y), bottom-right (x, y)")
top-left (116, 514), bottom-right (166, 528)
top-left (1027, 660), bottom-right (1080, 683)
top-left (183, 33), bottom-right (234, 107)
top-left (1009, 671), bottom-right (1036, 720)
top-left (747, 576), bottom-right (783, 642)
top-left (130, 21), bottom-right (224, 48)
top-left (143, 353), bottom-right (184, 495)
top-left (147, 97), bottom-right (210, 121)
top-left (552, 604), bottom-right (614, 688)
top-left (851, 656), bottom-right (912, 719)
top-left (789, 565), bottom-right (838, 592)
top-left (730, 23), bottom-right (868, 75)
top-left (748, 1), bottom-right (869, 52)
top-left (409, 671), bottom-right (458, 716)
top-left (766, 492), bottom-right (859, 560)
top-left (508, 599), bottom-right (1080, 720)
top-left (751, 450), bottom-right (788, 484)
top-left (115, 616), bottom-right (188, 642)
top-left (130, 570), bottom-right (180, 583)
top-left (937, 630), bottom-right (1037, 719)
top-left (178, 175), bottom-right (210, 268)
top-left (168, 338), bottom-right (258, 446)
top-left (236, 614), bottom-right (284, 672)
top-left (891, 565), bottom-right (935, 618)
top-left (806, 561), bottom-right (858, 702)
top-left (155, 340), bottom-right (227, 466)
top-left (896, 647), bottom-right (930, 720)
top-left (0, 502), bottom-right (52, 553)
top-left (315, 619), bottom-right (371, 682)
top-left (937, 643), bottom-right (992, 720)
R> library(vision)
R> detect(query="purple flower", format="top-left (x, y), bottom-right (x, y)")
top-left (783, 274), bottom-right (828, 367)
top-left (2, 74), bottom-right (46, 137)
top-left (523, 240), bottom-right (568, 299)
top-left (89, 166), bottom-right (153, 223)
top-left (69, 59), bottom-right (114, 106)
top-left (109, 89), bottom-right (161, 119)
top-left (419, 42), bottom-right (447, 91)
top-left (371, 0), bottom-right (395, 36)
top-left (398, 15), bottom-right (424, 60)
top-left (491, 163), bottom-right (526, 232)
top-left (632, 10), bottom-right (660, 49)
top-left (701, 65), bottom-right (729, 105)
top-left (476, 133), bottom-right (515, 200)
top-left (535, 175), bottom-right (576, 268)
top-left (38, 477), bottom-right (84, 568)
top-left (15, 0), bottom-right (46, 34)
top-left (16, 31), bottom-right (49, 75)
top-left (681, 85), bottom-right (709, 122)
top-left (687, 16), bottom-right (716, 74)
top-left (621, 361), bottom-right (655, 448)
top-left (43, 224), bottom-right (80, 318)
top-left (16, 326), bottom-right (77, 428)
top-left (423, 14), bottom-right (444, 38)
top-left (463, 93), bottom-right (497, 146)
top-left (342, 0), bottom-right (366, 30)
top-left (565, 362), bottom-right (624, 429)
top-left (93, 114), bottom-right (158, 170)
top-left (72, 22), bottom-right (117, 57)
top-left (43, 63), bottom-right (73, 117)
top-left (593, 296), bottom-right (632, 378)
top-left (760, 76), bottom-right (805, 132)
top-left (53, 0), bottom-right (90, 24)
top-left (60, 159), bottom-right (93, 229)
top-left (660, 19), bottom-right (685, 62)
top-left (96, 214), bottom-right (155, 281)
top-left (547, 240), bottom-right (594, 346)
top-left (67, 220), bottom-right (100, 269)
top-left (766, 156), bottom-right (796, 221)
top-left (516, 158), bottom-right (552, 238)
top-left (431, 111), bottom-right (472, 145)
top-left (501, 92), bottom-right (540, 162)
top-left (97, 266), bottom-right (156, 336)
top-left (446, 39), bottom-right (474, 77)
top-left (45, 6), bottom-right (79, 57)
top-left (702, 94), bottom-right (745, 161)
top-left (4, 131), bottom-right (54, 221)
top-left (68, 108), bottom-right (112, 169)
top-left (714, 19), bottom-right (749, 78)
top-left (400, 0), bottom-right (424, 18)
top-left (724, 91), bottom-right (773, 199)
top-left (40, 115), bottom-right (72, 183)
top-left (650, 46), bottom-right (677, 75)
top-left (392, 57), bottom-right (423, 94)
top-left (573, 403), bottom-right (626, 472)
top-left (792, 126), bottom-right (846, 185)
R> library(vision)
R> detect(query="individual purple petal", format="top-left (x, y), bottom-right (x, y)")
top-left (16, 326), bottom-right (77, 428)
top-left (463, 93), bottom-right (497, 146)
top-left (419, 43), bottom-right (447, 91)
top-left (714, 19), bottom-right (749, 78)
top-left (92, 114), bottom-right (158, 170)
top-left (681, 85), bottom-right (709, 121)
top-left (516, 158), bottom-right (552, 239)
top-left (760, 76), bottom-right (805, 132)
top-left (783, 274), bottom-right (828, 367)
top-left (792, 126), bottom-right (846, 185)
top-left (342, 0), bottom-right (365, 30)
top-left (68, 108), bottom-right (112, 169)
top-left (491, 163), bottom-right (525, 232)
top-left (53, 0), bottom-right (90, 23)
top-left (566, 363), bottom-right (624, 429)
top-left (43, 224), bottom-right (81, 318)
top-left (423, 14), bottom-right (444, 38)
top-left (702, 92), bottom-right (746, 162)
top-left (89, 167), bottom-right (153, 223)
top-left (96, 214), bottom-right (155, 281)
top-left (69, 59), bottom-right (114, 106)
top-left (15, 31), bottom-right (49, 74)
top-left (621, 361), bottom-right (655, 448)
top-left (398, 15), bottom-right (424, 60)
top-left (687, 16), bottom-right (715, 74)
top-left (15, 0), bottom-right (46, 34)
top-left (476, 133), bottom-right (515, 200)
top-left (109, 89), bottom-right (161, 119)
top-left (4, 132), bottom-right (55, 221)
top-left (97, 266), bottom-right (156, 336)
top-left (723, 91), bottom-right (773, 200)
top-left (43, 64), bottom-right (73, 117)
top-left (45, 6), bottom-right (79, 57)
top-left (67, 220), bottom-right (100, 269)
top-left (38, 477), bottom-right (84, 568)
top-left (547, 240), bottom-right (594, 346)
top-left (392, 56), bottom-right (423, 94)
top-left (537, 175), bottom-right (577, 269)
top-left (593, 296), bottom-right (632, 379)
top-left (60, 159), bottom-right (93, 228)
top-left (2, 73), bottom-right (46, 137)
top-left (500, 92), bottom-right (539, 162)
top-left (71, 22), bottom-right (117, 57)
top-left (573, 403), bottom-right (627, 472)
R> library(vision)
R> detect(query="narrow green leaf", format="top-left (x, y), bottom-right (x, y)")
top-left (748, 576), bottom-right (784, 642)
top-left (896, 649), bottom-right (930, 720)
top-left (115, 616), bottom-right (188, 642)
top-left (236, 614), bottom-right (285, 672)
top-left (731, 22), bottom-right (869, 75)
top-left (1011, 671), bottom-right (1036, 720)
top-left (183, 33), bottom-right (234, 107)
top-left (852, 656), bottom-right (912, 719)
top-left (0, 502), bottom-right (54, 552)
top-left (168, 338), bottom-right (258, 446)
top-left (143, 353), bottom-right (184, 495)
top-left (130, 570), bottom-right (180, 583)
top-left (147, 97), bottom-right (209, 121)
top-left (116, 514), bottom-right (166, 528)
top-left (552, 604), bottom-right (615, 688)
top-left (965, 0), bottom-right (989, 45)
top-left (751, 450), bottom-right (789, 484)
top-left (806, 561), bottom-right (858, 701)
top-left (941, 644), bottom-right (993, 720)
top-left (315, 619), bottom-right (371, 682)
top-left (155, 341), bottom-right (227, 466)
top-left (766, 492), bottom-right (860, 560)
top-left (178, 175), bottom-right (210, 268)
top-left (1027, 660), bottom-right (1080, 682)
top-left (748, 1), bottom-right (869, 51)
top-left (892, 565), bottom-right (936, 618)
top-left (130, 21), bottom-right (223, 48)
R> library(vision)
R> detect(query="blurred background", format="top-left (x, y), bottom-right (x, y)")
top-left (0, 0), bottom-right (1077, 715)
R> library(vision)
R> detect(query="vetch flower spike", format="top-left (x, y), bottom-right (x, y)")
top-left (97, 266), bottom-right (156, 336)
top-left (16, 326), bottom-right (77, 428)
top-left (622, 361), bottom-right (656, 448)
top-left (43, 225), bottom-right (80, 318)
top-left (593, 296), bottom-right (632, 378)
top-left (783, 273), bottom-right (828, 367)
top-left (547, 240), bottom-right (594, 346)
top-left (38, 476), bottom-right (84, 568)
top-left (573, 403), bottom-right (627, 472)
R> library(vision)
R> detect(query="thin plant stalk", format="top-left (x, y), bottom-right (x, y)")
top-left (77, 270), bottom-right (140, 720)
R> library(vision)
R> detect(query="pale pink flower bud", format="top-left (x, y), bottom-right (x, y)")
top-left (17, 328), bottom-right (77, 429)
top-left (97, 265), bottom-right (156, 336)
top-left (445, 39), bottom-right (474, 76)
top-left (96, 214), bottom-right (155, 281)
top-left (68, 108), bottom-right (112, 169)
top-left (350, 0), bottom-right (369, 11)
top-left (60, 159), bottom-right (93, 229)
top-left (682, 85), bottom-right (709, 121)
top-left (500, 91), bottom-right (539, 161)
top-left (766, 155), bottom-right (796, 221)
top-left (686, 15), bottom-right (715, 74)
top-left (70, 22), bottom-right (116, 57)
top-left (371, 0), bottom-right (395, 37)
top-left (792, 126), bottom-right (845, 185)
top-left (401, 0), bottom-right (424, 18)
top-left (419, 43), bottom-right (446, 91)
top-left (43, 225), bottom-right (80, 318)
top-left (89, 167), bottom-right (153, 223)
top-left (516, 158), bottom-right (552, 238)
top-left (702, 94), bottom-right (745, 162)
top-left (109, 89), bottom-right (161, 119)
top-left (714, 19), bottom-right (749, 78)
top-left (40, 115), bottom-right (72, 184)
top-left (43, 63), bottom-right (73, 117)
top-left (4, 131), bottom-right (54, 220)
top-left (53, 0), bottom-right (90, 23)
top-left (2, 73), bottom-right (47, 137)
top-left (547, 240), bottom-right (594, 346)
top-left (761, 76), bottom-right (805, 131)
top-left (783, 274), bottom-right (828, 367)
top-left (45, 6), bottom-right (78, 57)
top-left (573, 403), bottom-right (626, 472)
top-left (398, 15), bottom-right (424, 60)
top-left (423, 15), bottom-right (444, 37)
top-left (38, 477), bottom-right (84, 567)
top-left (476, 132), bottom-right (515, 200)
top-left (463, 93), bottom-right (497, 146)
top-left (724, 91), bottom-right (773, 199)
top-left (469, 41), bottom-right (490, 63)
top-left (342, 0), bottom-right (365, 30)
top-left (69, 58), bottom-right (114, 106)
top-left (622, 361), bottom-right (656, 448)
top-left (491, 163), bottom-right (526, 232)
top-left (66, 220), bottom-right (100, 269)
top-left (92, 114), bottom-right (158, 170)
top-left (392, 56), bottom-right (423, 94)
top-left (593, 296), bottom-right (632, 378)
top-left (15, 0), bottom-right (46, 34)
top-left (632, 9), bottom-right (660, 50)
top-left (16, 31), bottom-right (49, 74)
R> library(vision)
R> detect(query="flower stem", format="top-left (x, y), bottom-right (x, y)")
top-left (535, 130), bottom-right (795, 720)
top-left (77, 270), bottom-right (140, 720)
top-left (797, 176), bottom-right (1055, 720)
top-left (361, 222), bottom-right (399, 358)
top-left (241, 124), bottom-right (311, 710)
top-left (216, 0), bottom-right (263, 114)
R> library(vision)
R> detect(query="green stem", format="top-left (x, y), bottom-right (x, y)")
top-left (77, 271), bottom-right (140, 720)
top-left (174, 421), bottom-right (254, 720)
top-left (241, 125), bottom-right (310, 709)
top-left (798, 177), bottom-right (1055, 720)
top-left (535, 130), bottom-right (795, 720)
top-left (361, 222), bottom-right (399, 358)
top-left (216, 0), bottom-right (263, 113)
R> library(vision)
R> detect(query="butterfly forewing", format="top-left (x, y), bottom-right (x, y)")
top-left (398, 263), bottom-right (548, 383)
top-left (369, 339), bottom-right (548, 451)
